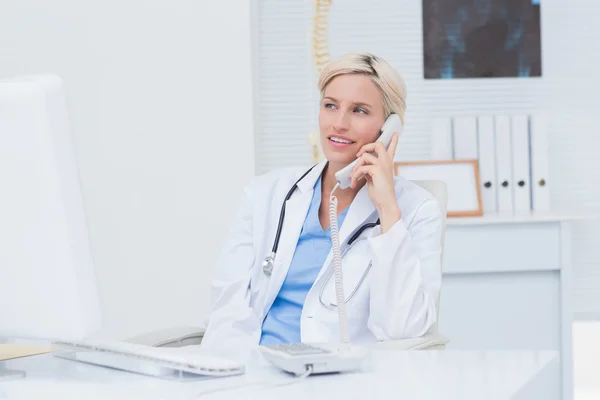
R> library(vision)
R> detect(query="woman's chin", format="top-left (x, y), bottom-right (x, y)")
top-left (324, 153), bottom-right (355, 167)
top-left (322, 143), bottom-right (360, 165)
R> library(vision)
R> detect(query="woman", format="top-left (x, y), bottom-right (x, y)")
top-left (201, 52), bottom-right (443, 354)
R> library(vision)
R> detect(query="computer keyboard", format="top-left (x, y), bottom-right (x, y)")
top-left (52, 339), bottom-right (245, 379)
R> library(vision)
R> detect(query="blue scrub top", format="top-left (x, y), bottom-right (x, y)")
top-left (259, 176), bottom-right (349, 345)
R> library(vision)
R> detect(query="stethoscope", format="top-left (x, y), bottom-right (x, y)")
top-left (261, 164), bottom-right (380, 306)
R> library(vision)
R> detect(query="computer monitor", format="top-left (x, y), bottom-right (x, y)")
top-left (0, 74), bottom-right (102, 342)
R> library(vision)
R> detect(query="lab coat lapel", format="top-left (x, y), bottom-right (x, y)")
top-left (337, 185), bottom-right (376, 245)
top-left (263, 161), bottom-right (327, 315)
top-left (315, 184), bottom-right (376, 282)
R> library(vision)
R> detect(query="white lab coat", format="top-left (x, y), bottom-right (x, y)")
top-left (201, 160), bottom-right (443, 354)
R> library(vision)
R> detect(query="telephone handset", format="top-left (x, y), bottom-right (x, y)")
top-left (335, 113), bottom-right (404, 190)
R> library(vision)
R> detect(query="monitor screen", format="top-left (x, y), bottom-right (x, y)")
top-left (0, 74), bottom-right (102, 341)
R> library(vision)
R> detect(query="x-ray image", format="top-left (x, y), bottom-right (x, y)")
top-left (423, 0), bottom-right (542, 79)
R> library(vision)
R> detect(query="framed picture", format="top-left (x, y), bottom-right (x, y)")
top-left (394, 159), bottom-right (483, 217)
top-left (422, 0), bottom-right (542, 79)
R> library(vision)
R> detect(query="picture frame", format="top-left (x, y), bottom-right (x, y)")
top-left (422, 0), bottom-right (542, 79)
top-left (394, 159), bottom-right (483, 217)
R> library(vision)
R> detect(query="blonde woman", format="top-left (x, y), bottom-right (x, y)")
top-left (202, 52), bottom-right (443, 355)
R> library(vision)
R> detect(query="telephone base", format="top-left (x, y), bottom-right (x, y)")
top-left (258, 342), bottom-right (369, 376)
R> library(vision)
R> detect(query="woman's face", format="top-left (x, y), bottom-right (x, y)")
top-left (319, 73), bottom-right (386, 167)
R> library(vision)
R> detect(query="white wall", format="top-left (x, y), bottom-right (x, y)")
top-left (0, 1), bottom-right (256, 339)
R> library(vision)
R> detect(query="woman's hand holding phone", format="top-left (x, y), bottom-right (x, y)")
top-left (350, 132), bottom-right (401, 233)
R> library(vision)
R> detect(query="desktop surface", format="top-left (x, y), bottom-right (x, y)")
top-left (0, 348), bottom-right (558, 400)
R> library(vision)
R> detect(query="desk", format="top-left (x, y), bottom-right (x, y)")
top-left (440, 213), bottom-right (584, 400)
top-left (0, 349), bottom-right (558, 399)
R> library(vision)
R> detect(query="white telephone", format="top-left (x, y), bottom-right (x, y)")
top-left (335, 113), bottom-right (404, 189)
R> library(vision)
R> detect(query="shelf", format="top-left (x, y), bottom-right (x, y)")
top-left (446, 209), bottom-right (599, 226)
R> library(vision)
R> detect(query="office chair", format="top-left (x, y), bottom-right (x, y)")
top-left (126, 180), bottom-right (449, 350)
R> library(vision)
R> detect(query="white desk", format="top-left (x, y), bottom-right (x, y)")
top-left (0, 349), bottom-right (558, 399)
top-left (439, 212), bottom-right (589, 400)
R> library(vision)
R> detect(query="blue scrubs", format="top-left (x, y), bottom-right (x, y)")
top-left (259, 176), bottom-right (349, 345)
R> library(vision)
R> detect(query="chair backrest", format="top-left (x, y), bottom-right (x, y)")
top-left (411, 180), bottom-right (448, 335)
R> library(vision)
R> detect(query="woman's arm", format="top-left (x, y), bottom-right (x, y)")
top-left (366, 197), bottom-right (443, 340)
top-left (349, 134), bottom-right (443, 340)
top-left (201, 181), bottom-right (262, 353)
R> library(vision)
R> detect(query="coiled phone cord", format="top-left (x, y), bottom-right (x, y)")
top-left (329, 183), bottom-right (351, 347)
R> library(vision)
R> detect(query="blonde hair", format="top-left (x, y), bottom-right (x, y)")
top-left (317, 52), bottom-right (407, 124)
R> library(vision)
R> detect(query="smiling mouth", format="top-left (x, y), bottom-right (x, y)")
top-left (328, 137), bottom-right (355, 144)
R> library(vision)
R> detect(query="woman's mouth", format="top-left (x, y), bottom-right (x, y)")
top-left (328, 136), bottom-right (355, 148)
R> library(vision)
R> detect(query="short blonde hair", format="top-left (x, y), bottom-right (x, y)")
top-left (317, 52), bottom-right (407, 124)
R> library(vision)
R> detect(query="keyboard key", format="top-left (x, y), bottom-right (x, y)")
top-left (265, 343), bottom-right (331, 355)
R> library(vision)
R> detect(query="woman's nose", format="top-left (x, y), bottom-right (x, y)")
top-left (333, 111), bottom-right (350, 131)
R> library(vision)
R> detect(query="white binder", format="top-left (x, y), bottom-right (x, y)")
top-left (494, 116), bottom-right (514, 213)
top-left (530, 114), bottom-right (551, 212)
top-left (453, 116), bottom-right (478, 159)
top-left (510, 115), bottom-right (532, 213)
top-left (477, 116), bottom-right (497, 213)
top-left (431, 117), bottom-right (453, 160)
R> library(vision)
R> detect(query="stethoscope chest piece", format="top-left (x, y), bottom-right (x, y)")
top-left (262, 253), bottom-right (275, 277)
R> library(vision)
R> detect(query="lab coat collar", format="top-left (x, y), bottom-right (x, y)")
top-left (296, 160), bottom-right (328, 193)
top-left (337, 183), bottom-right (377, 245)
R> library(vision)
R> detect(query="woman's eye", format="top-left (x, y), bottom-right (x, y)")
top-left (324, 103), bottom-right (336, 109)
top-left (354, 108), bottom-right (368, 114)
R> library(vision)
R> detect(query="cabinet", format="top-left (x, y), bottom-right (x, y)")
top-left (438, 214), bottom-right (583, 400)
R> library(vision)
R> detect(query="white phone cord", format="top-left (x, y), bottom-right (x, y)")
top-left (329, 183), bottom-right (351, 346)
